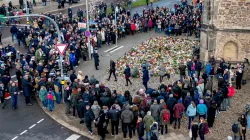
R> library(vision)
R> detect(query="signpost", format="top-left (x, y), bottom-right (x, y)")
top-left (55, 44), bottom-right (68, 104)
top-left (85, 30), bottom-right (91, 37)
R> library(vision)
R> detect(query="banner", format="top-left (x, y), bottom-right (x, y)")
top-left (78, 22), bottom-right (86, 29)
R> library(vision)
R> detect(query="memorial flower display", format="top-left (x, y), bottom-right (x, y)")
top-left (115, 36), bottom-right (199, 77)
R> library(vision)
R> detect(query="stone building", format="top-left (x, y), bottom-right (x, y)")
top-left (200, 0), bottom-right (250, 62)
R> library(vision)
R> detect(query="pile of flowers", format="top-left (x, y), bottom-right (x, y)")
top-left (115, 36), bottom-right (199, 77)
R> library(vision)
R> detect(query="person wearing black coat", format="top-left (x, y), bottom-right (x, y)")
top-left (235, 68), bottom-right (243, 90)
top-left (207, 101), bottom-right (216, 128)
top-left (137, 117), bottom-right (145, 140)
top-left (108, 105), bottom-right (120, 136)
top-left (123, 65), bottom-right (132, 86)
top-left (93, 50), bottom-right (99, 70)
top-left (191, 120), bottom-right (199, 140)
top-left (107, 60), bottom-right (117, 81)
top-left (240, 114), bottom-right (247, 140)
top-left (100, 92), bottom-right (110, 108)
top-left (131, 105), bottom-right (139, 135)
top-left (85, 105), bottom-right (95, 135)
top-left (69, 70), bottom-right (77, 83)
top-left (167, 94), bottom-right (177, 124)
top-left (97, 110), bottom-right (106, 140)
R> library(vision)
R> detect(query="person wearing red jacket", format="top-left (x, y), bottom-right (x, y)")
top-left (130, 22), bottom-right (136, 35)
top-left (173, 98), bottom-right (185, 129)
top-left (227, 83), bottom-right (235, 108)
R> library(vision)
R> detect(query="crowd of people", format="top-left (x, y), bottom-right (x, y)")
top-left (0, 0), bottom-right (249, 140)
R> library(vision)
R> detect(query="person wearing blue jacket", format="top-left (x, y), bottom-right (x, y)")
top-left (205, 63), bottom-right (211, 76)
top-left (142, 66), bottom-right (150, 90)
top-left (69, 50), bottom-right (76, 70)
top-left (186, 101), bottom-right (197, 129)
top-left (197, 99), bottom-right (207, 120)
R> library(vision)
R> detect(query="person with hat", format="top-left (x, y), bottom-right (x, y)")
top-left (197, 99), bottom-right (207, 120)
top-left (173, 98), bottom-right (185, 129)
top-left (167, 94), bottom-right (177, 124)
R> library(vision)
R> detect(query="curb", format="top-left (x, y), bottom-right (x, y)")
top-left (35, 97), bottom-right (99, 140)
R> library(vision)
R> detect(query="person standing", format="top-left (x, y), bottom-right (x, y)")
top-left (207, 101), bottom-right (216, 128)
top-left (123, 64), bottom-right (132, 86)
top-left (22, 75), bottom-right (32, 106)
top-left (93, 49), bottom-right (99, 70)
top-left (16, 66), bottom-right (22, 91)
top-left (159, 105), bottom-right (170, 135)
top-left (186, 101), bottom-right (197, 129)
top-left (121, 105), bottom-right (134, 139)
top-left (137, 117), bottom-right (145, 140)
top-left (240, 114), bottom-right (247, 140)
top-left (9, 82), bottom-right (18, 109)
top-left (46, 91), bottom-right (55, 112)
top-left (191, 119), bottom-right (199, 140)
top-left (97, 110), bottom-right (106, 140)
top-left (107, 60), bottom-right (117, 81)
top-left (39, 86), bottom-right (48, 109)
top-left (199, 117), bottom-right (208, 140)
top-left (0, 83), bottom-right (5, 109)
top-left (235, 68), bottom-right (243, 90)
top-left (68, 7), bottom-right (72, 23)
top-left (108, 105), bottom-right (120, 136)
top-left (179, 61), bottom-right (187, 82)
top-left (197, 99), bottom-right (207, 120)
top-left (142, 66), bottom-right (149, 90)
top-left (85, 105), bottom-right (95, 135)
top-left (173, 98), bottom-right (185, 129)
top-left (158, 63), bottom-right (166, 83)
top-left (150, 100), bottom-right (160, 124)
top-left (143, 111), bottom-right (154, 140)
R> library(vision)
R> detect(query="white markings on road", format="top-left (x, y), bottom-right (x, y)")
top-left (11, 136), bottom-right (18, 140)
top-left (66, 134), bottom-right (81, 140)
top-left (29, 124), bottom-right (36, 129)
top-left (20, 130), bottom-right (27, 135)
top-left (104, 45), bottom-right (119, 52)
top-left (37, 119), bottom-right (44, 124)
top-left (110, 46), bottom-right (124, 53)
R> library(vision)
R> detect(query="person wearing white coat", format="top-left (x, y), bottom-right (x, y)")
top-left (196, 79), bottom-right (204, 98)
top-left (101, 29), bottom-right (105, 42)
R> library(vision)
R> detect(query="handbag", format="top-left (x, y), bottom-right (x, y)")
top-left (53, 95), bottom-right (56, 101)
top-left (189, 129), bottom-right (192, 138)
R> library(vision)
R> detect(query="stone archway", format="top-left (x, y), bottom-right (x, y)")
top-left (223, 41), bottom-right (238, 61)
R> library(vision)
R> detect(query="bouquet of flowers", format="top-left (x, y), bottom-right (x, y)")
top-left (114, 36), bottom-right (199, 77)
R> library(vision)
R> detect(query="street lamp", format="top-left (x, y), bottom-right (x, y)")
top-left (114, 6), bottom-right (118, 46)
top-left (86, 0), bottom-right (92, 60)
top-left (24, 0), bottom-right (30, 24)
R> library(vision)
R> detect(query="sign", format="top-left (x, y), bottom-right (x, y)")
top-left (85, 30), bottom-right (91, 37)
top-left (78, 22), bottom-right (86, 29)
top-left (55, 44), bottom-right (68, 56)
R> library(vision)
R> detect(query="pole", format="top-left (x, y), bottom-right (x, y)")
top-left (24, 0), bottom-right (30, 24)
top-left (86, 0), bottom-right (91, 60)
top-left (1, 14), bottom-right (64, 103)
top-left (115, 6), bottom-right (118, 46)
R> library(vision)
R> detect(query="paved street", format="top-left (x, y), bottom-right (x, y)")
top-left (0, 94), bottom-right (89, 140)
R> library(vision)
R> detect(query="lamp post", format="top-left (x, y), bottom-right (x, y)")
top-left (1, 14), bottom-right (64, 103)
top-left (24, 0), bottom-right (30, 24)
top-left (114, 6), bottom-right (118, 46)
top-left (86, 0), bottom-right (92, 60)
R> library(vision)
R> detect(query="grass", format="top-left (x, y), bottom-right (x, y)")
top-left (106, 0), bottom-right (158, 15)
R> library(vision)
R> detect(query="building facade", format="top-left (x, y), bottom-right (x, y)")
top-left (200, 0), bottom-right (250, 62)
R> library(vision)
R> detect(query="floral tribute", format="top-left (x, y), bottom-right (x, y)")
top-left (115, 36), bottom-right (199, 77)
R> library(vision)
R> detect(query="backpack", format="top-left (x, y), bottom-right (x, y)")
top-left (204, 123), bottom-right (209, 134)
top-left (162, 110), bottom-right (169, 122)
top-left (232, 123), bottom-right (239, 133)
